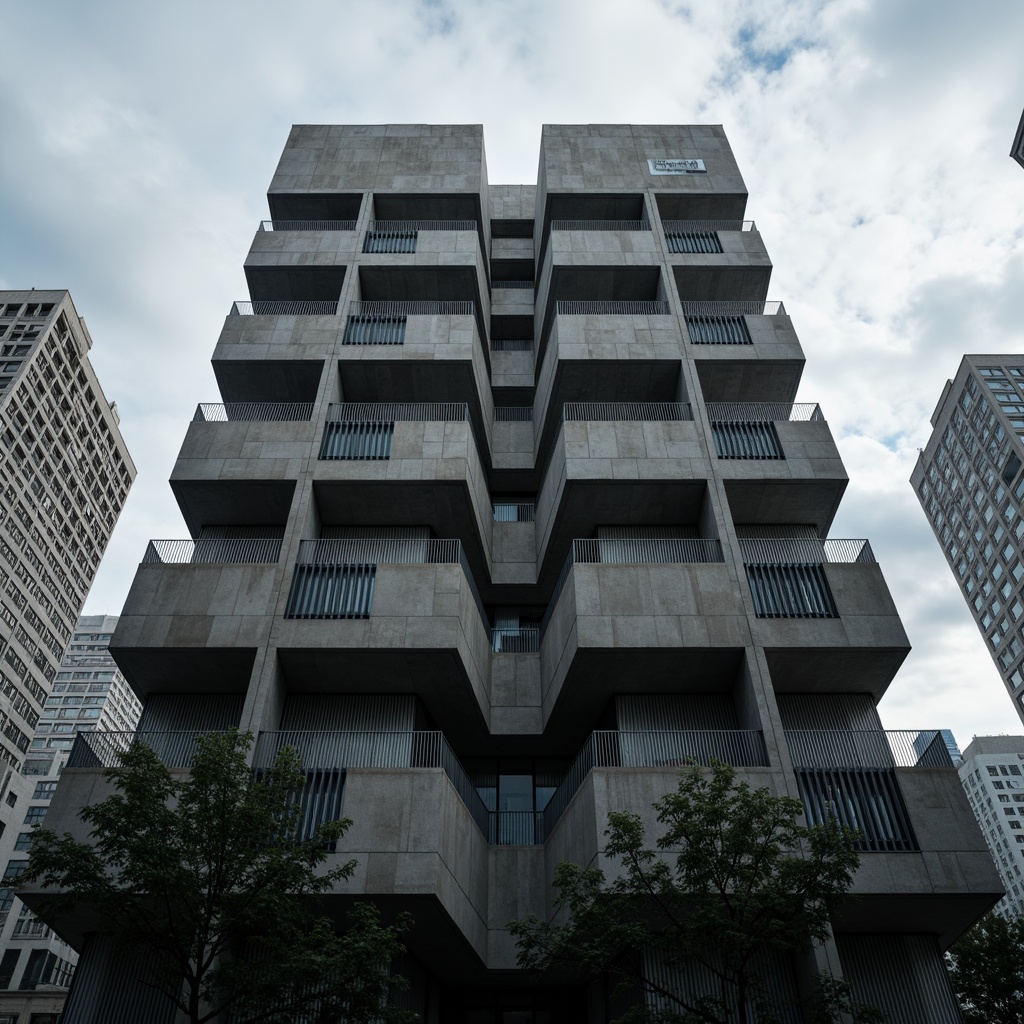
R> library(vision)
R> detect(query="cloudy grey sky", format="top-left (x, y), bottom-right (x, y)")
top-left (1, 0), bottom-right (1023, 748)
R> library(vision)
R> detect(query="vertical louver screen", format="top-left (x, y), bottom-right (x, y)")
top-left (342, 315), bottom-right (407, 345)
top-left (666, 230), bottom-right (723, 253)
top-left (745, 563), bottom-right (837, 618)
top-left (711, 421), bottom-right (782, 458)
top-left (290, 770), bottom-right (346, 849)
top-left (362, 230), bottom-right (417, 253)
top-left (795, 768), bottom-right (918, 852)
top-left (685, 314), bottom-right (752, 344)
top-left (319, 421), bottom-right (394, 459)
top-left (285, 564), bottom-right (376, 618)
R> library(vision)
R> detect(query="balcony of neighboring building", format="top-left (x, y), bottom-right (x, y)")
top-left (534, 404), bottom-right (707, 580)
top-left (489, 315), bottom-right (535, 390)
top-left (311, 403), bottom-right (494, 587)
top-left (783, 726), bottom-right (1002, 945)
top-left (738, 535), bottom-right (911, 695)
top-left (108, 534), bottom-right (286, 696)
top-left (706, 402), bottom-right (847, 535)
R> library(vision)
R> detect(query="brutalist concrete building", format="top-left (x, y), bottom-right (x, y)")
top-left (0, 292), bottom-right (134, 1021)
top-left (911, 356), bottom-right (1024, 727)
top-left (34, 127), bottom-right (1000, 1022)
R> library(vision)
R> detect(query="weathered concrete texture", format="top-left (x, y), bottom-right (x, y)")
top-left (270, 124), bottom-right (488, 194)
top-left (489, 184), bottom-right (536, 222)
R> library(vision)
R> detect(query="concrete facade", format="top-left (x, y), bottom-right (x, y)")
top-left (911, 355), bottom-right (1024, 727)
top-left (0, 292), bottom-right (134, 1022)
top-left (31, 128), bottom-right (997, 1022)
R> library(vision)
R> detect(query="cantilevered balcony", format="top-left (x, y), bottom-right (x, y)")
top-left (170, 403), bottom-right (315, 533)
top-left (741, 538), bottom-right (910, 696)
top-left (313, 403), bottom-right (493, 585)
top-left (337, 301), bottom-right (492, 445)
top-left (275, 538), bottom-right (492, 746)
top-left (709, 403), bottom-right (847, 534)
top-left (785, 728), bottom-right (1000, 945)
top-left (362, 220), bottom-right (477, 254)
top-left (535, 403), bottom-right (704, 580)
top-left (537, 537), bottom-right (745, 743)
top-left (685, 301), bottom-right (804, 405)
top-left (109, 536), bottom-right (288, 698)
top-left (662, 220), bottom-right (755, 254)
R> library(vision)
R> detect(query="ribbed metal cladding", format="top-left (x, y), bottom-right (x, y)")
top-left (596, 525), bottom-right (700, 539)
top-left (835, 934), bottom-right (963, 1024)
top-left (744, 563), bottom-right (838, 618)
top-left (684, 314), bottom-right (753, 344)
top-left (291, 769), bottom-right (346, 847)
top-left (776, 693), bottom-right (882, 731)
top-left (492, 502), bottom-right (535, 522)
top-left (362, 229), bottom-right (417, 253)
top-left (734, 524), bottom-right (819, 540)
top-left (665, 230), bottom-right (723, 253)
top-left (639, 948), bottom-right (802, 1024)
top-left (318, 421), bottom-right (394, 459)
top-left (138, 694), bottom-right (245, 732)
top-left (795, 768), bottom-right (918, 851)
top-left (60, 934), bottom-right (178, 1024)
top-left (281, 694), bottom-right (416, 731)
top-left (617, 694), bottom-right (738, 730)
top-left (342, 314), bottom-right (407, 344)
top-left (711, 421), bottom-right (783, 459)
top-left (285, 564), bottom-right (375, 618)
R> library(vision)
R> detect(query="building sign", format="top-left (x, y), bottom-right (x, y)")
top-left (648, 158), bottom-right (706, 175)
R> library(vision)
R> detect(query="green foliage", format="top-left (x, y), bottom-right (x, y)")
top-left (25, 729), bottom-right (412, 1024)
top-left (510, 761), bottom-right (863, 1024)
top-left (947, 910), bottom-right (1024, 1024)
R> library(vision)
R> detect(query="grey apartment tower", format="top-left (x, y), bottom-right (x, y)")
top-left (30, 126), bottom-right (999, 1023)
top-left (912, 356), bottom-right (1024, 728)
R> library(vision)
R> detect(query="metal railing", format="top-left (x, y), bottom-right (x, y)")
top-left (254, 730), bottom-right (491, 839)
top-left (564, 401), bottom-right (692, 422)
top-left (684, 315), bottom-right (753, 345)
top-left (68, 731), bottom-right (212, 769)
top-left (343, 315), bottom-right (406, 345)
top-left (369, 220), bottom-right (477, 231)
top-left (543, 730), bottom-right (768, 837)
top-left (785, 731), bottom-right (956, 770)
top-left (492, 281), bottom-right (535, 290)
top-left (711, 422), bottom-right (782, 459)
top-left (494, 407), bottom-right (533, 421)
top-left (541, 537), bottom-right (724, 638)
top-left (491, 627), bottom-right (541, 653)
top-left (346, 300), bottom-right (475, 317)
top-left (230, 301), bottom-right (339, 316)
top-left (677, 301), bottom-right (786, 316)
top-left (260, 220), bottom-right (356, 231)
top-left (193, 403), bottom-right (313, 422)
top-left (363, 230), bottom-right (417, 254)
top-left (143, 538), bottom-right (283, 564)
top-left (744, 563), bottom-right (838, 618)
top-left (795, 767), bottom-right (918, 852)
top-left (555, 300), bottom-right (671, 316)
top-left (705, 402), bottom-right (824, 422)
top-left (551, 220), bottom-right (652, 231)
top-left (662, 220), bottom-right (756, 233)
top-left (739, 538), bottom-right (875, 565)
top-left (325, 401), bottom-right (471, 423)
top-left (492, 502), bottom-right (536, 522)
top-left (490, 338), bottom-right (534, 351)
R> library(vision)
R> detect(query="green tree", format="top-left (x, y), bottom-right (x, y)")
top-left (24, 729), bottom-right (412, 1024)
top-left (510, 761), bottom-right (874, 1024)
top-left (947, 910), bottom-right (1024, 1024)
